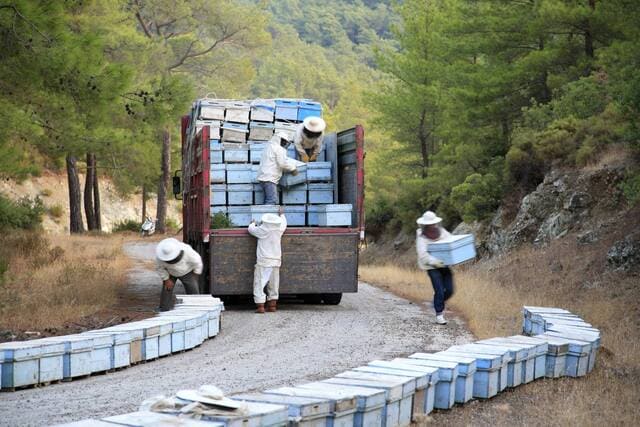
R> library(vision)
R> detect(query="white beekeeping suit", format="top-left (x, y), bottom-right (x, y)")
top-left (257, 132), bottom-right (297, 184)
top-left (248, 213), bottom-right (287, 312)
top-left (294, 116), bottom-right (326, 162)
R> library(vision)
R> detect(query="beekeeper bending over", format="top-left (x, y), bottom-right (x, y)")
top-left (294, 116), bottom-right (326, 162)
top-left (155, 238), bottom-right (202, 311)
top-left (257, 131), bottom-right (298, 204)
top-left (248, 208), bottom-right (287, 313)
top-left (416, 211), bottom-right (455, 325)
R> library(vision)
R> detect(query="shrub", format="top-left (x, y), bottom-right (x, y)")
top-left (165, 217), bottom-right (182, 232)
top-left (450, 172), bottom-right (503, 222)
top-left (48, 204), bottom-right (64, 219)
top-left (211, 212), bottom-right (234, 229)
top-left (40, 189), bottom-right (53, 197)
top-left (112, 219), bottom-right (141, 232)
top-left (366, 198), bottom-right (398, 240)
top-left (0, 194), bottom-right (44, 230)
top-left (621, 171), bottom-right (640, 205)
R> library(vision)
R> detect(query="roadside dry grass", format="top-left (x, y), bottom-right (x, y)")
top-left (360, 221), bottom-right (640, 425)
top-left (0, 231), bottom-right (132, 335)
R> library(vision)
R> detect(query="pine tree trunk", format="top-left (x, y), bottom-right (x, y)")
top-left (156, 128), bottom-right (171, 233)
top-left (93, 155), bottom-right (101, 232)
top-left (84, 153), bottom-right (97, 231)
top-left (142, 184), bottom-right (147, 223)
top-left (418, 108), bottom-right (429, 178)
top-left (66, 154), bottom-right (85, 234)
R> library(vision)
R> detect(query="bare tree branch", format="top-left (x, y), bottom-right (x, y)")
top-left (0, 4), bottom-right (52, 43)
top-left (167, 27), bottom-right (246, 71)
top-left (134, 11), bottom-right (153, 38)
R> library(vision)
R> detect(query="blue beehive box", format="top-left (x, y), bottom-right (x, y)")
top-left (396, 357), bottom-right (458, 410)
top-left (275, 99), bottom-right (299, 121)
top-left (306, 205), bottom-right (320, 226)
top-left (211, 206), bottom-right (227, 217)
top-left (210, 141), bottom-right (223, 164)
top-left (308, 183), bottom-right (334, 204)
top-left (297, 101), bottom-right (322, 121)
top-left (210, 184), bottom-right (226, 206)
top-left (226, 164), bottom-right (253, 184)
top-left (223, 143), bottom-right (249, 163)
top-left (286, 145), bottom-right (298, 160)
top-left (253, 184), bottom-right (265, 204)
top-left (221, 122), bottom-right (248, 143)
top-left (265, 385), bottom-right (358, 427)
top-left (0, 342), bottom-right (41, 388)
top-left (249, 142), bottom-right (266, 164)
top-left (250, 100), bottom-right (276, 122)
top-left (228, 206), bottom-right (252, 226)
top-left (408, 353), bottom-right (476, 405)
top-left (282, 183), bottom-right (307, 204)
top-left (307, 161), bottom-right (332, 182)
top-left (228, 184), bottom-right (253, 205)
top-left (210, 164), bottom-right (226, 184)
top-left (299, 381), bottom-right (386, 427)
top-left (427, 234), bottom-right (476, 266)
top-left (442, 349), bottom-right (501, 399)
top-left (367, 360), bottom-right (440, 416)
top-left (318, 204), bottom-right (352, 227)
top-left (81, 330), bottom-right (132, 370)
top-left (284, 205), bottom-right (306, 226)
top-left (448, 343), bottom-right (511, 392)
top-left (39, 335), bottom-right (94, 380)
top-left (249, 121), bottom-right (274, 141)
top-left (232, 392), bottom-right (332, 427)
top-left (279, 161), bottom-right (307, 188)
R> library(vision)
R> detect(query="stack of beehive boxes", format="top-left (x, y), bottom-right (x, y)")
top-left (198, 98), bottom-right (352, 228)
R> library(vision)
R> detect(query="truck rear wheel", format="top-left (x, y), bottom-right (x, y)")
top-left (322, 293), bottom-right (342, 305)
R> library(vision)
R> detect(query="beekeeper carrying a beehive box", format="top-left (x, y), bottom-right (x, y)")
top-left (294, 116), bottom-right (326, 162)
top-left (416, 211), bottom-right (455, 325)
top-left (257, 132), bottom-right (299, 204)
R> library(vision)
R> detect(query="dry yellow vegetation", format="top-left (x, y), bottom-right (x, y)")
top-left (0, 232), bottom-right (131, 335)
top-left (360, 227), bottom-right (640, 426)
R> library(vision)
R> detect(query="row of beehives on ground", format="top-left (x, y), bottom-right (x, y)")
top-left (57, 306), bottom-right (600, 427)
top-left (0, 296), bottom-right (224, 391)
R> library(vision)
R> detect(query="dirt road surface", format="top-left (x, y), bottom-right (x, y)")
top-left (0, 242), bottom-right (473, 426)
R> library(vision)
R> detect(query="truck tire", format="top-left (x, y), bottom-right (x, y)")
top-left (322, 293), bottom-right (342, 305)
top-left (302, 295), bottom-right (322, 304)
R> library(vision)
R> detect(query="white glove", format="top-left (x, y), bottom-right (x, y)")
top-left (433, 259), bottom-right (445, 268)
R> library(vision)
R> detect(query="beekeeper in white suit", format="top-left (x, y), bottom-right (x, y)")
top-left (257, 131), bottom-right (299, 204)
top-left (248, 208), bottom-right (287, 313)
top-left (155, 238), bottom-right (202, 311)
top-left (294, 116), bottom-right (326, 162)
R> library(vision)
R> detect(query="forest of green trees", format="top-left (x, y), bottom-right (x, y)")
top-left (1, 0), bottom-right (638, 234)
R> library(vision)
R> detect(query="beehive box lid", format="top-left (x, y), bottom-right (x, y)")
top-left (396, 357), bottom-right (458, 381)
top-left (99, 325), bottom-right (144, 340)
top-left (352, 365), bottom-right (430, 389)
top-left (428, 234), bottom-right (475, 250)
top-left (367, 359), bottom-right (440, 382)
top-left (300, 381), bottom-right (386, 410)
top-left (407, 353), bottom-right (476, 374)
top-left (103, 411), bottom-right (224, 426)
top-left (0, 341), bottom-right (43, 360)
top-left (227, 184), bottom-right (253, 191)
top-left (233, 392), bottom-right (330, 419)
top-left (223, 143), bottom-right (249, 150)
top-left (504, 335), bottom-right (549, 354)
top-left (317, 204), bottom-right (352, 213)
top-left (307, 161), bottom-right (331, 169)
top-left (308, 183), bottom-right (334, 190)
top-left (265, 386), bottom-right (358, 414)
top-left (221, 122), bottom-right (248, 131)
top-left (448, 344), bottom-right (513, 363)
top-left (474, 340), bottom-right (528, 362)
top-left (251, 99), bottom-right (276, 109)
top-left (333, 370), bottom-right (416, 398)
top-left (226, 163), bottom-right (252, 170)
top-left (81, 330), bottom-right (133, 345)
top-left (441, 350), bottom-right (502, 370)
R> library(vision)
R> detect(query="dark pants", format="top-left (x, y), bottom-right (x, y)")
top-left (261, 181), bottom-right (278, 205)
top-left (159, 271), bottom-right (200, 311)
top-left (428, 267), bottom-right (454, 315)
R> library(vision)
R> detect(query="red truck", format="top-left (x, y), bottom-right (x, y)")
top-left (175, 113), bottom-right (365, 305)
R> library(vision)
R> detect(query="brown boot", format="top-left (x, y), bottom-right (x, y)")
top-left (255, 303), bottom-right (265, 314)
top-left (266, 300), bottom-right (277, 312)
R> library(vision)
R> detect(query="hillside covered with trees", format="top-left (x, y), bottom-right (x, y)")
top-left (0, 0), bottom-right (638, 235)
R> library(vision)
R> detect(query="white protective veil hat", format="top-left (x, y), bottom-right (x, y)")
top-left (303, 116), bottom-right (326, 133)
top-left (156, 238), bottom-right (182, 261)
top-left (416, 211), bottom-right (442, 225)
top-left (261, 213), bottom-right (283, 225)
top-left (274, 131), bottom-right (292, 143)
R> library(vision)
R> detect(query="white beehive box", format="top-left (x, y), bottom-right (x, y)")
top-left (447, 344), bottom-right (511, 392)
top-left (250, 100), bottom-right (276, 122)
top-left (200, 101), bottom-right (226, 121)
top-left (394, 357), bottom-right (457, 411)
top-left (40, 335), bottom-right (94, 380)
top-left (232, 392), bottom-right (332, 427)
top-left (299, 381), bottom-right (386, 427)
top-left (0, 342), bottom-right (42, 388)
top-left (225, 102), bottom-right (250, 124)
top-left (427, 234), bottom-right (476, 266)
top-left (441, 349), bottom-right (502, 399)
top-left (81, 330), bottom-right (132, 370)
top-left (104, 411), bottom-right (225, 426)
top-left (407, 353), bottom-right (476, 405)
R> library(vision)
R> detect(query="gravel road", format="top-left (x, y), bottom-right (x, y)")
top-left (0, 242), bottom-right (473, 426)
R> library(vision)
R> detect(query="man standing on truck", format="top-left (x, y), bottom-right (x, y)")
top-left (257, 131), bottom-right (299, 204)
top-left (294, 116), bottom-right (326, 162)
top-left (155, 238), bottom-right (202, 311)
top-left (248, 208), bottom-right (287, 313)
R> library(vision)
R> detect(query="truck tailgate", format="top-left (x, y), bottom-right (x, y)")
top-left (210, 231), bottom-right (359, 295)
